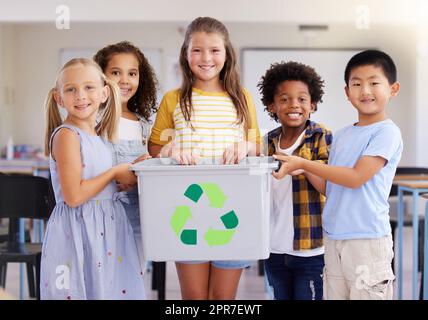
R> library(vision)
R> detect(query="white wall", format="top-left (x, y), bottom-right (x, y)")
top-left (0, 25), bottom-right (17, 149)
top-left (416, 23), bottom-right (428, 166)
top-left (229, 23), bottom-right (418, 166)
top-left (0, 26), bottom-right (3, 142)
top-left (0, 21), bottom-right (422, 165)
top-left (1, 22), bottom-right (184, 150)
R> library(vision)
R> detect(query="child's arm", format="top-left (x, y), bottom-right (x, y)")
top-left (273, 154), bottom-right (386, 189)
top-left (149, 91), bottom-right (176, 158)
top-left (116, 154), bottom-right (151, 192)
top-left (149, 140), bottom-right (176, 158)
top-left (298, 129), bottom-right (332, 195)
top-left (302, 171), bottom-right (326, 195)
top-left (52, 128), bottom-right (134, 207)
top-left (131, 153), bottom-right (152, 164)
top-left (148, 141), bottom-right (163, 157)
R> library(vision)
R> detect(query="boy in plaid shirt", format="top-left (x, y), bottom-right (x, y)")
top-left (259, 61), bottom-right (332, 300)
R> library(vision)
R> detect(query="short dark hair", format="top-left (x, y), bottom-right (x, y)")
top-left (344, 49), bottom-right (397, 85)
top-left (258, 61), bottom-right (324, 122)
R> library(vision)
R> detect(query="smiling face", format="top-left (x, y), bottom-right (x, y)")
top-left (269, 80), bottom-right (315, 130)
top-left (345, 64), bottom-right (400, 125)
top-left (104, 53), bottom-right (139, 107)
top-left (187, 31), bottom-right (226, 91)
top-left (55, 64), bottom-right (108, 124)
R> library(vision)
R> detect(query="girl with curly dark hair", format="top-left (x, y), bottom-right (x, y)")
top-left (94, 41), bottom-right (158, 274)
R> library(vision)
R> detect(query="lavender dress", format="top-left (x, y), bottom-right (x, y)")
top-left (40, 125), bottom-right (146, 300)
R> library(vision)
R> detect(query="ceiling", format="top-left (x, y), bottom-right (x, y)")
top-left (0, 0), bottom-right (426, 26)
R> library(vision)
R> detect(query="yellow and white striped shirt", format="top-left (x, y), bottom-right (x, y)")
top-left (150, 88), bottom-right (260, 160)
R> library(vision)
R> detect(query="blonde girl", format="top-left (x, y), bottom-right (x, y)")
top-left (41, 58), bottom-right (145, 300)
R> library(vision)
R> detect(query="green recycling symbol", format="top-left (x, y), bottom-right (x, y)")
top-left (170, 183), bottom-right (239, 246)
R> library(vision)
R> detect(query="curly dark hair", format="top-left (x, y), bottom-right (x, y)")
top-left (258, 61), bottom-right (324, 122)
top-left (94, 41), bottom-right (158, 121)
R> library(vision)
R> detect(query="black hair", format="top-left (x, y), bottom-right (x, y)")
top-left (258, 61), bottom-right (324, 122)
top-left (344, 49), bottom-right (397, 85)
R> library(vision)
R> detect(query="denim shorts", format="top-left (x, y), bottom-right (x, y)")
top-left (177, 260), bottom-right (252, 269)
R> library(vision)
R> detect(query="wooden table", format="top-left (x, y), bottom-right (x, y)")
top-left (395, 179), bottom-right (428, 299)
top-left (0, 159), bottom-right (49, 175)
top-left (394, 174), bottom-right (428, 182)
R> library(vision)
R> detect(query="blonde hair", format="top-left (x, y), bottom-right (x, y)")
top-left (44, 58), bottom-right (121, 156)
top-left (179, 17), bottom-right (251, 132)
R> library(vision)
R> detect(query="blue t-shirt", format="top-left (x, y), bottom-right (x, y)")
top-left (323, 119), bottom-right (403, 240)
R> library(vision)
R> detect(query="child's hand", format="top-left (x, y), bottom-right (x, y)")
top-left (290, 169), bottom-right (305, 176)
top-left (171, 148), bottom-right (199, 165)
top-left (159, 141), bottom-right (175, 158)
top-left (113, 163), bottom-right (137, 185)
top-left (132, 153), bottom-right (152, 164)
top-left (160, 141), bottom-right (199, 165)
top-left (116, 183), bottom-right (135, 192)
top-left (272, 154), bottom-right (304, 179)
top-left (222, 141), bottom-right (256, 164)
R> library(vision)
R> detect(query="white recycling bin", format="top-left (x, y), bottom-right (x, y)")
top-left (131, 157), bottom-right (278, 261)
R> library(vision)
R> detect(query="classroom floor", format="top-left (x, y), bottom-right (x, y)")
top-left (0, 225), bottom-right (421, 300)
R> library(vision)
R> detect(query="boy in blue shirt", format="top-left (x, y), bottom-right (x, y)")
top-left (273, 50), bottom-right (403, 300)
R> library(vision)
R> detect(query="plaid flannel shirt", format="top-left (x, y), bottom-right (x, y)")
top-left (264, 120), bottom-right (333, 250)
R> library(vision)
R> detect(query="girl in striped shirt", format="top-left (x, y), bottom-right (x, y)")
top-left (149, 16), bottom-right (260, 299)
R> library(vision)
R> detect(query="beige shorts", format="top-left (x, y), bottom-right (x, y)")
top-left (323, 235), bottom-right (395, 300)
